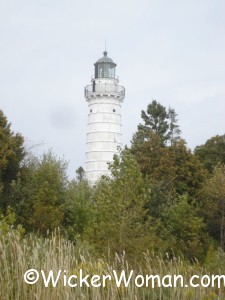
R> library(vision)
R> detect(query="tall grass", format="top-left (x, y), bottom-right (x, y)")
top-left (0, 228), bottom-right (225, 299)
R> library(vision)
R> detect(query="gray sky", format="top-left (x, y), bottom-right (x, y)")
top-left (1, 0), bottom-right (225, 178)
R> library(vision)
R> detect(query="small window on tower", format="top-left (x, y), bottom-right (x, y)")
top-left (113, 109), bottom-right (116, 113)
top-left (90, 109), bottom-right (92, 113)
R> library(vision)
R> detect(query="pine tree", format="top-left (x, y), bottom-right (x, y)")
top-left (168, 107), bottom-right (181, 146)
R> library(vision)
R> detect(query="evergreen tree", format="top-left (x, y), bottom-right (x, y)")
top-left (75, 166), bottom-right (85, 182)
top-left (131, 101), bottom-right (206, 202)
top-left (0, 110), bottom-right (25, 211)
top-left (132, 100), bottom-right (181, 147)
top-left (140, 100), bottom-right (169, 142)
top-left (168, 107), bottom-right (181, 146)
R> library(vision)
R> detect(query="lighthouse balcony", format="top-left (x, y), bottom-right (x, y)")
top-left (91, 75), bottom-right (119, 81)
top-left (84, 83), bottom-right (125, 99)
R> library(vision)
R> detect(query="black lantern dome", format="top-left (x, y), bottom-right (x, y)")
top-left (94, 51), bottom-right (116, 79)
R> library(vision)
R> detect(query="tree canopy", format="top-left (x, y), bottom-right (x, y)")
top-left (0, 110), bottom-right (25, 211)
top-left (0, 106), bottom-right (224, 263)
top-left (132, 100), bottom-right (181, 147)
top-left (195, 135), bottom-right (225, 172)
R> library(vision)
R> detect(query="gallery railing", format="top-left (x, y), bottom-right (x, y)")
top-left (84, 83), bottom-right (125, 98)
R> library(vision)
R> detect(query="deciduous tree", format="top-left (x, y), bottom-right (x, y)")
top-left (195, 135), bottom-right (225, 172)
top-left (200, 165), bottom-right (225, 250)
top-left (85, 150), bottom-right (159, 260)
top-left (14, 152), bottom-right (68, 234)
top-left (63, 180), bottom-right (93, 240)
top-left (161, 195), bottom-right (207, 260)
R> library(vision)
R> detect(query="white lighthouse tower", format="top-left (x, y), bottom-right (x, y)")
top-left (84, 51), bottom-right (125, 184)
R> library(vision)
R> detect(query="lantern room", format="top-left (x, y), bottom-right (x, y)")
top-left (94, 51), bottom-right (117, 79)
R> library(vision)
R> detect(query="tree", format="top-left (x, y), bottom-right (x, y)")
top-left (14, 152), bottom-right (68, 234)
top-left (0, 110), bottom-right (25, 211)
top-left (168, 139), bottom-right (207, 197)
top-left (140, 100), bottom-right (169, 142)
top-left (75, 166), bottom-right (85, 182)
top-left (63, 180), bottom-right (93, 240)
top-left (132, 100), bottom-right (181, 147)
top-left (168, 107), bottom-right (181, 146)
top-left (132, 134), bottom-right (207, 199)
top-left (85, 150), bottom-right (159, 260)
top-left (200, 165), bottom-right (225, 250)
top-left (161, 195), bottom-right (207, 260)
top-left (131, 102), bottom-right (181, 195)
top-left (195, 135), bottom-right (225, 172)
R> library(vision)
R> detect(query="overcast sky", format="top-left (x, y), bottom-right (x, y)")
top-left (1, 0), bottom-right (225, 178)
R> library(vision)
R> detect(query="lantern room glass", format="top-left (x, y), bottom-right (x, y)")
top-left (95, 63), bottom-right (115, 79)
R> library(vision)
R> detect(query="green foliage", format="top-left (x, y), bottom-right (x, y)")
top-left (0, 229), bottom-right (225, 299)
top-left (132, 134), bottom-right (207, 198)
top-left (140, 100), bottom-right (169, 143)
top-left (63, 180), bottom-right (93, 240)
top-left (0, 110), bottom-right (25, 211)
top-left (168, 107), bottom-right (181, 146)
top-left (0, 207), bottom-right (25, 237)
top-left (131, 101), bottom-right (206, 199)
top-left (168, 140), bottom-right (207, 197)
top-left (0, 207), bottom-right (16, 234)
top-left (0, 180), bottom-right (3, 198)
top-left (0, 107), bottom-right (224, 268)
top-left (195, 134), bottom-right (225, 172)
top-left (199, 164), bottom-right (225, 249)
top-left (85, 150), bottom-right (158, 260)
top-left (146, 181), bottom-right (174, 218)
top-left (132, 100), bottom-right (181, 147)
top-left (75, 166), bottom-right (85, 182)
top-left (14, 152), bottom-right (68, 234)
top-left (161, 195), bottom-right (208, 260)
top-left (204, 246), bottom-right (225, 273)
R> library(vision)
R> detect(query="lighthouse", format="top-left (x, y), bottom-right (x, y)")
top-left (84, 51), bottom-right (125, 184)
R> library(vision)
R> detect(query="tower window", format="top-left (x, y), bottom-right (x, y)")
top-left (113, 109), bottom-right (116, 113)
top-left (90, 109), bottom-right (92, 113)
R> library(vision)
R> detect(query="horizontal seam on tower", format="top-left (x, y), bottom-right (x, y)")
top-left (86, 93), bottom-right (122, 96)
top-left (87, 131), bottom-right (122, 135)
top-left (86, 141), bottom-right (122, 144)
top-left (87, 97), bottom-right (125, 105)
top-left (88, 112), bottom-right (121, 115)
top-left (87, 121), bottom-right (122, 125)
top-left (88, 104), bottom-right (121, 107)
